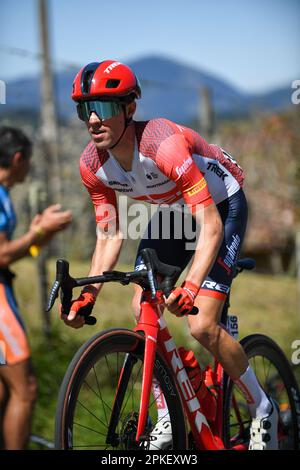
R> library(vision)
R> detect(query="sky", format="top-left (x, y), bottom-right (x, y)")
top-left (0, 0), bottom-right (299, 93)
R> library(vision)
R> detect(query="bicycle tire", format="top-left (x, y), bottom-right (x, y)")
top-left (55, 328), bottom-right (187, 450)
top-left (223, 334), bottom-right (300, 450)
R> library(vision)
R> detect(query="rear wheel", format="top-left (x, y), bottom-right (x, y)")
top-left (55, 328), bottom-right (187, 450)
top-left (223, 334), bottom-right (300, 450)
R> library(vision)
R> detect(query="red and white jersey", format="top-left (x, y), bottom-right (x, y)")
top-left (79, 118), bottom-right (244, 225)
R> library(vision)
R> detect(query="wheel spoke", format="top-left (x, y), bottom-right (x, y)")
top-left (57, 334), bottom-right (185, 450)
top-left (76, 399), bottom-right (108, 429)
top-left (83, 376), bottom-right (112, 416)
top-left (92, 364), bottom-right (110, 424)
top-left (73, 421), bottom-right (108, 437)
top-left (119, 360), bottom-right (143, 421)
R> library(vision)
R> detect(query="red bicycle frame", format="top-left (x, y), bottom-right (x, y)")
top-left (133, 290), bottom-right (227, 450)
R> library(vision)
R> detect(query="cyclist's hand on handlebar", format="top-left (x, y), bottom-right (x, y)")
top-left (60, 291), bottom-right (96, 329)
top-left (165, 280), bottom-right (199, 317)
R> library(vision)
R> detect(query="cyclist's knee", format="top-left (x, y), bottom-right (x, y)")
top-left (190, 321), bottom-right (220, 350)
top-left (132, 286), bottom-right (142, 322)
top-left (189, 296), bottom-right (225, 349)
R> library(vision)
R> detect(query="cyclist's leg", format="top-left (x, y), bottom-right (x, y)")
top-left (188, 190), bottom-right (277, 448)
top-left (188, 295), bottom-right (248, 378)
top-left (188, 189), bottom-right (249, 373)
top-left (0, 359), bottom-right (37, 449)
top-left (132, 284), bottom-right (143, 321)
top-left (188, 295), bottom-right (278, 449)
top-left (0, 282), bottom-right (37, 449)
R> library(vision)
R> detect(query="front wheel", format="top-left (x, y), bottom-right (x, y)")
top-left (55, 328), bottom-right (187, 450)
top-left (223, 334), bottom-right (300, 450)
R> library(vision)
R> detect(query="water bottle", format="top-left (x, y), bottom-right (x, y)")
top-left (179, 347), bottom-right (217, 422)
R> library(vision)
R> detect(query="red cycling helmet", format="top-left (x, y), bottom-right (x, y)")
top-left (72, 60), bottom-right (141, 102)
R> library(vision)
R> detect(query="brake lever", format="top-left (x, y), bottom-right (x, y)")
top-left (46, 259), bottom-right (77, 312)
top-left (141, 250), bottom-right (158, 299)
top-left (46, 280), bottom-right (60, 312)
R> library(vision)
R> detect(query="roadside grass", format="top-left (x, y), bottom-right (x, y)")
top-left (10, 258), bottom-right (300, 448)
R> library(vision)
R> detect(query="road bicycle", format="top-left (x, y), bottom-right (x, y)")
top-left (47, 248), bottom-right (300, 450)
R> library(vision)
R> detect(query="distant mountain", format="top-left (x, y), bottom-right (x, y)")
top-left (0, 55), bottom-right (294, 123)
top-left (1, 68), bottom-right (77, 119)
top-left (250, 86), bottom-right (293, 112)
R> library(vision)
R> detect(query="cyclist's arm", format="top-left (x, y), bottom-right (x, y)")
top-left (175, 162), bottom-right (223, 289)
top-left (62, 231), bottom-right (123, 329)
top-left (156, 133), bottom-right (223, 290)
top-left (85, 230), bottom-right (123, 296)
top-left (80, 160), bottom-right (123, 297)
top-left (184, 203), bottom-right (223, 288)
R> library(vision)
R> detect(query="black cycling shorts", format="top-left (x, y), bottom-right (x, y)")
top-left (135, 189), bottom-right (248, 301)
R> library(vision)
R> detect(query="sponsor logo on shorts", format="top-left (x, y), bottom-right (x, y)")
top-left (218, 234), bottom-right (241, 276)
top-left (201, 280), bottom-right (230, 294)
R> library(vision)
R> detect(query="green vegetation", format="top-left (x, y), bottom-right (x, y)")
top-left (11, 257), bottom-right (300, 447)
top-left (6, 107), bottom-right (300, 271)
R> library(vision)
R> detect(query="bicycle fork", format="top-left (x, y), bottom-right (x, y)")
top-left (106, 300), bottom-right (160, 447)
top-left (134, 300), bottom-right (160, 443)
top-left (106, 351), bottom-right (138, 447)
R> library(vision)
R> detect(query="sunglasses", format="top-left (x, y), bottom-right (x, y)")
top-left (76, 100), bottom-right (123, 122)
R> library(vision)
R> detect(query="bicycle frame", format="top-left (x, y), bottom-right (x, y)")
top-left (51, 256), bottom-right (297, 450)
top-left (122, 289), bottom-right (225, 450)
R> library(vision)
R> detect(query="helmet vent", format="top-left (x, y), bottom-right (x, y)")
top-left (83, 71), bottom-right (94, 94)
top-left (80, 62), bottom-right (100, 95)
top-left (106, 79), bottom-right (120, 89)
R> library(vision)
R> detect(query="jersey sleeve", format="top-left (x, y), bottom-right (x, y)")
top-left (155, 132), bottom-right (214, 213)
top-left (79, 161), bottom-right (119, 233)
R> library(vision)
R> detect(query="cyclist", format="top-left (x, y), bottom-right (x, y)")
top-left (0, 127), bottom-right (72, 449)
top-left (61, 60), bottom-right (278, 450)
